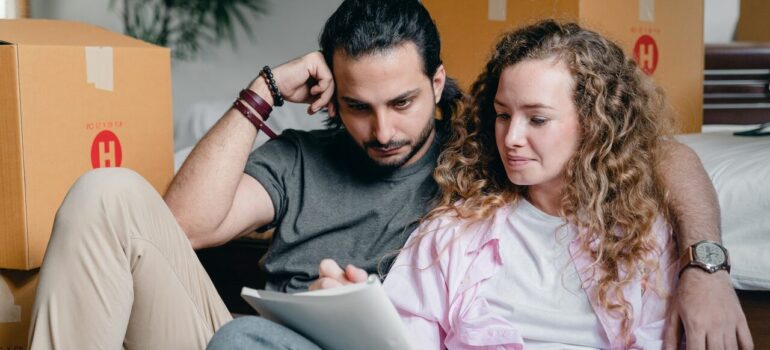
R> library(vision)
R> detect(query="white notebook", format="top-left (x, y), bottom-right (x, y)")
top-left (241, 276), bottom-right (414, 350)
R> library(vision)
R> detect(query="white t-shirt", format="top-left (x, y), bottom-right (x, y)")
top-left (478, 199), bottom-right (611, 349)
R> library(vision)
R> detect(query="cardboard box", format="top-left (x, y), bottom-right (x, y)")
top-left (0, 19), bottom-right (174, 270)
top-left (423, 0), bottom-right (704, 133)
top-left (0, 269), bottom-right (38, 350)
top-left (735, 0), bottom-right (770, 42)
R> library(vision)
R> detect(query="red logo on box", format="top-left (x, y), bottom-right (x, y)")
top-left (91, 130), bottom-right (123, 168)
top-left (633, 35), bottom-right (658, 75)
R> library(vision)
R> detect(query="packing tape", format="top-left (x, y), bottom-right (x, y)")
top-left (0, 277), bottom-right (21, 323)
top-left (488, 0), bottom-right (506, 21)
top-left (85, 46), bottom-right (114, 92)
top-left (639, 0), bottom-right (654, 22)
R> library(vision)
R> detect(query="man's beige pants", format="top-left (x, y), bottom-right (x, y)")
top-left (29, 168), bottom-right (233, 349)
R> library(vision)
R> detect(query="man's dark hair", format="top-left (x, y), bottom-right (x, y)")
top-left (319, 0), bottom-right (463, 129)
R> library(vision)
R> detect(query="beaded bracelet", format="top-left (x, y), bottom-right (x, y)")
top-left (260, 65), bottom-right (285, 107)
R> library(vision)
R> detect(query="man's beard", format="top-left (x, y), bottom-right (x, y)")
top-left (363, 115), bottom-right (435, 171)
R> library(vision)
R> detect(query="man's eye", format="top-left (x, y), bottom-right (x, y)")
top-left (348, 104), bottom-right (369, 111)
top-left (394, 99), bottom-right (412, 109)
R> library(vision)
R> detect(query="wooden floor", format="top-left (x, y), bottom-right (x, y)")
top-left (199, 240), bottom-right (770, 345)
top-left (738, 290), bottom-right (770, 348)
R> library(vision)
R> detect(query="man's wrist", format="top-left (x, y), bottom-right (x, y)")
top-left (247, 77), bottom-right (275, 107)
top-left (680, 265), bottom-right (732, 283)
top-left (678, 237), bottom-right (723, 258)
top-left (678, 240), bottom-right (731, 277)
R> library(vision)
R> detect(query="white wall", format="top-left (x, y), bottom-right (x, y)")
top-left (1, 0), bottom-right (19, 18)
top-left (30, 0), bottom-right (342, 125)
top-left (705, 0), bottom-right (740, 43)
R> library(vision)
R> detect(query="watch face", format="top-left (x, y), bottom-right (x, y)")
top-left (695, 242), bottom-right (726, 266)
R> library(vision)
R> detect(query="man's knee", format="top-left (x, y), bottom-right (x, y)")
top-left (51, 168), bottom-right (164, 247)
top-left (58, 168), bottom-right (157, 216)
top-left (69, 168), bottom-right (152, 198)
top-left (207, 316), bottom-right (320, 350)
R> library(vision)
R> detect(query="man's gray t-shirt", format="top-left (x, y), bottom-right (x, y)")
top-left (244, 128), bottom-right (441, 292)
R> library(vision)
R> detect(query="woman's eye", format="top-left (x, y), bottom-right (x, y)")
top-left (531, 116), bottom-right (548, 125)
top-left (496, 113), bottom-right (511, 120)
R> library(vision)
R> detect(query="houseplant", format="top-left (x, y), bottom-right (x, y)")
top-left (113, 0), bottom-right (269, 60)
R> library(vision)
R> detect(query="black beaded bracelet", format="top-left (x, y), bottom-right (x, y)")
top-left (260, 65), bottom-right (285, 107)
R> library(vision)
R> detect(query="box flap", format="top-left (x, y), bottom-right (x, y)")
top-left (0, 19), bottom-right (157, 48)
top-left (0, 45), bottom-right (28, 269)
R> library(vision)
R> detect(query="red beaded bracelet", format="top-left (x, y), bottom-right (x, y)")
top-left (232, 99), bottom-right (278, 139)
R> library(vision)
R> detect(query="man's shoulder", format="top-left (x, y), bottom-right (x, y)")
top-left (280, 127), bottom-right (340, 138)
top-left (268, 128), bottom-right (355, 167)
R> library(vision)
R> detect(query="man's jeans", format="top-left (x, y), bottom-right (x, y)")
top-left (208, 316), bottom-right (321, 350)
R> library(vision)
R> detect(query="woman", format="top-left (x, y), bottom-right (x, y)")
top-left (383, 20), bottom-right (677, 349)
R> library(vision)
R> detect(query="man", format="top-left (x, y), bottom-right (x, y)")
top-left (29, 0), bottom-right (751, 349)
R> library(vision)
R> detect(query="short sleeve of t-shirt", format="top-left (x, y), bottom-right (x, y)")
top-left (243, 130), bottom-right (301, 230)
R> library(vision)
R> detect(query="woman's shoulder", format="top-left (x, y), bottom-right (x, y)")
top-left (410, 205), bottom-right (511, 253)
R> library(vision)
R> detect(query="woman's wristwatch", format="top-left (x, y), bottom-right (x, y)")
top-left (679, 240), bottom-right (731, 276)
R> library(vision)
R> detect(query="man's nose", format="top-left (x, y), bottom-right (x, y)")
top-left (372, 109), bottom-right (396, 145)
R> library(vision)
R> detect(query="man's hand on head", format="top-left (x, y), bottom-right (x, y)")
top-left (308, 259), bottom-right (368, 291)
top-left (663, 269), bottom-right (753, 350)
top-left (250, 51), bottom-right (336, 116)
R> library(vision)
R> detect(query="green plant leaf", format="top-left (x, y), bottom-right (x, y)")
top-left (112, 0), bottom-right (269, 60)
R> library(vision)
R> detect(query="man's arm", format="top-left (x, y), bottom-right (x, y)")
top-left (660, 141), bottom-right (721, 251)
top-left (164, 80), bottom-right (275, 249)
top-left (658, 141), bottom-right (753, 349)
top-left (164, 52), bottom-right (335, 249)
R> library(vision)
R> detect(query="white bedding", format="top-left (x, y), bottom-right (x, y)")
top-left (173, 100), bottom-right (327, 172)
top-left (676, 130), bottom-right (770, 290)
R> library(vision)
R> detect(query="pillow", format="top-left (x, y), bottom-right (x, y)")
top-left (676, 131), bottom-right (770, 290)
top-left (700, 124), bottom-right (763, 133)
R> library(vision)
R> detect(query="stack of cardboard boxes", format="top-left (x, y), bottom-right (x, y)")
top-left (423, 0), bottom-right (705, 133)
top-left (0, 19), bottom-right (174, 348)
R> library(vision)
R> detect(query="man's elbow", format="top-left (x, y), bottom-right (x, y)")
top-left (164, 198), bottom-right (208, 249)
top-left (177, 219), bottom-right (217, 250)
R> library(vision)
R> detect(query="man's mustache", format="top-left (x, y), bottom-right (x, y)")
top-left (363, 139), bottom-right (410, 150)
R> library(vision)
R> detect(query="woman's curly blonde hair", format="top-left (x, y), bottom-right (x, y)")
top-left (425, 20), bottom-right (674, 342)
